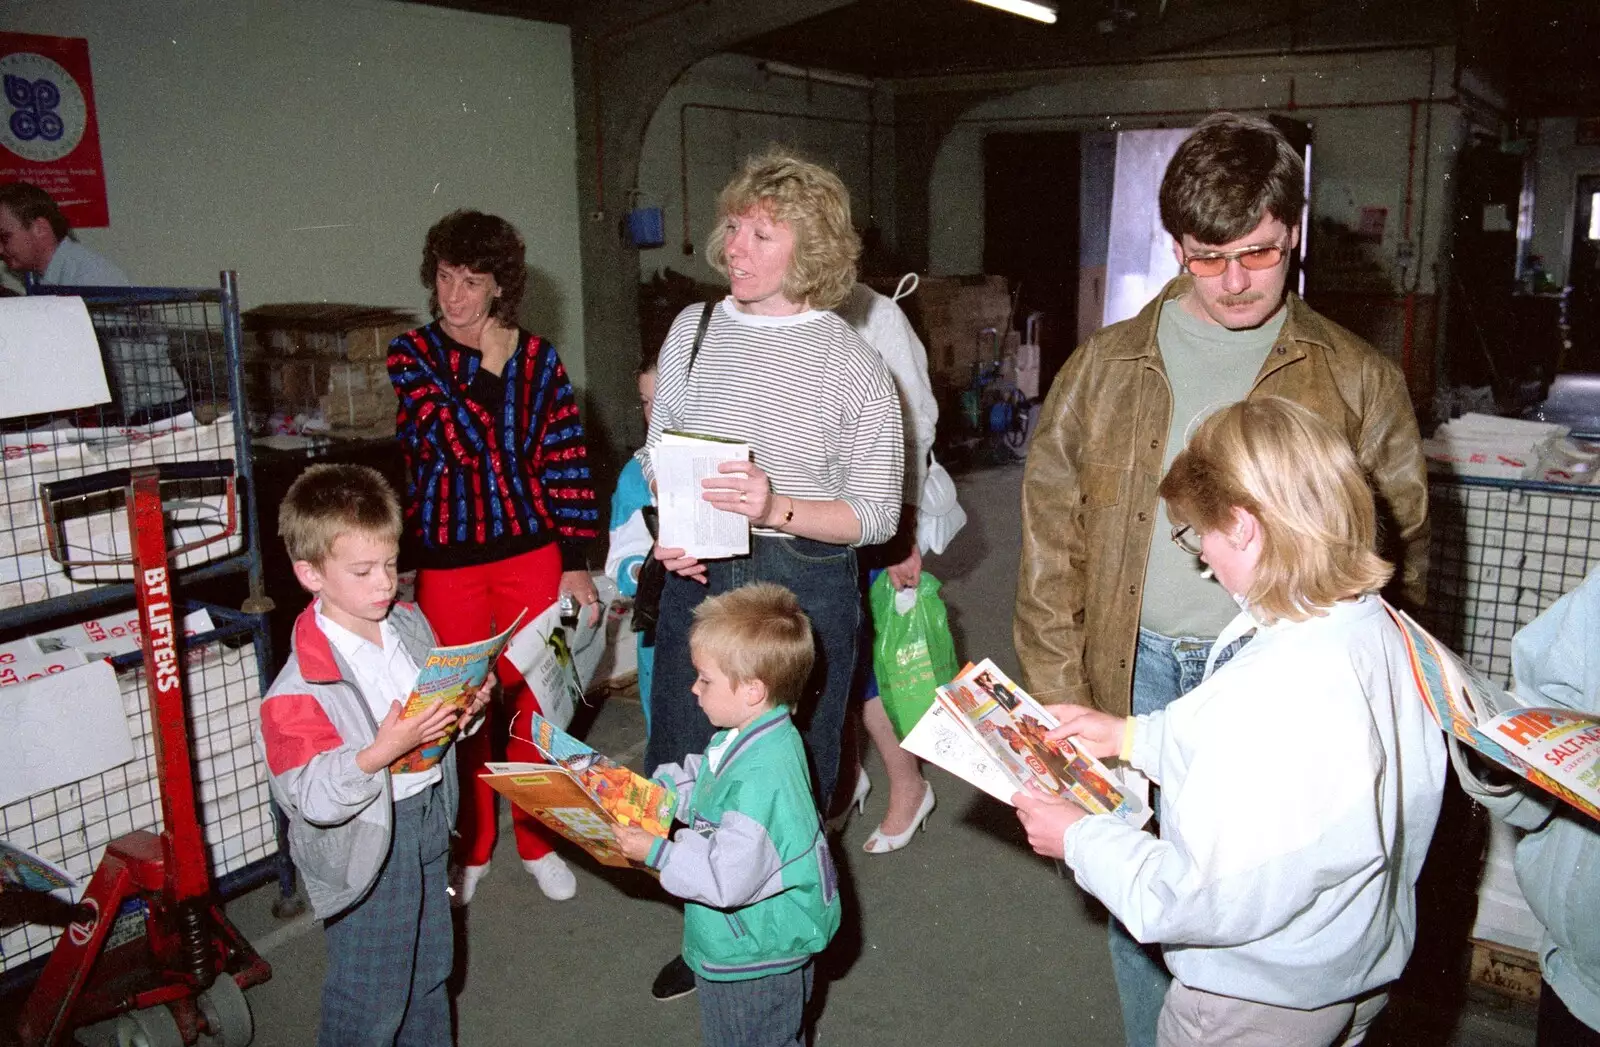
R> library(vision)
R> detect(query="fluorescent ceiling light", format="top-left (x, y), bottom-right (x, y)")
top-left (969, 0), bottom-right (1059, 24)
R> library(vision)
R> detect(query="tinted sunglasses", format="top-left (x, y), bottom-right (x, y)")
top-left (1180, 242), bottom-right (1287, 278)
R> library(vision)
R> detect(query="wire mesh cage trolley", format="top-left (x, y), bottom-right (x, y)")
top-left (0, 274), bottom-right (281, 987)
top-left (1422, 473), bottom-right (1600, 686)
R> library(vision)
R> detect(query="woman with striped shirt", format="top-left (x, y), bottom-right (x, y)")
top-left (640, 152), bottom-right (903, 999)
top-left (388, 210), bottom-right (601, 905)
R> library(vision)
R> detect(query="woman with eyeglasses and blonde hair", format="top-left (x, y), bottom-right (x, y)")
top-left (1014, 396), bottom-right (1446, 1047)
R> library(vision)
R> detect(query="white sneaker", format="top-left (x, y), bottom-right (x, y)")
top-left (523, 853), bottom-right (577, 901)
top-left (449, 862), bottom-right (490, 907)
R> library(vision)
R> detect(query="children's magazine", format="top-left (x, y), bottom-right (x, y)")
top-left (481, 709), bottom-right (674, 868)
top-left (0, 840), bottom-right (77, 894)
top-left (1387, 604), bottom-right (1600, 821)
top-left (906, 658), bottom-right (1151, 828)
top-left (388, 609), bottom-right (527, 774)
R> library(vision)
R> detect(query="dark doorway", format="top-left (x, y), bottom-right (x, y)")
top-left (1444, 134), bottom-right (1524, 394)
top-left (983, 132), bottom-right (1080, 390)
top-left (1567, 173), bottom-right (1600, 373)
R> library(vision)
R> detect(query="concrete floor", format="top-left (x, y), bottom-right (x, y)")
top-left (99, 462), bottom-right (1543, 1045)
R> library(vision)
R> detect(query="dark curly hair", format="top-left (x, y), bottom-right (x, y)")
top-left (420, 210), bottom-right (527, 325)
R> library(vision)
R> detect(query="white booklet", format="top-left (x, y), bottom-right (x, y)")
top-left (652, 431), bottom-right (751, 559)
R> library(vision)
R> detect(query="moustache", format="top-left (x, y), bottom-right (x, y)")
top-left (1217, 292), bottom-right (1264, 308)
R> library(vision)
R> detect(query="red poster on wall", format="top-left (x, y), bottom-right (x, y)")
top-left (0, 33), bottom-right (108, 228)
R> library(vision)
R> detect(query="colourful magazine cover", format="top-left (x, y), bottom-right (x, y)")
top-left (1387, 603), bottom-right (1600, 821)
top-left (0, 840), bottom-right (77, 894)
top-left (937, 658), bottom-right (1149, 826)
top-left (516, 709), bottom-right (675, 836)
top-left (388, 608), bottom-right (527, 774)
top-left (479, 764), bottom-right (640, 868)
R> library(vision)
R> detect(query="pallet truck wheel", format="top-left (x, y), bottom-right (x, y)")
top-left (198, 976), bottom-right (255, 1046)
top-left (113, 1005), bottom-right (183, 1047)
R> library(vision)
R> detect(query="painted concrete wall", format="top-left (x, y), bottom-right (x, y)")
top-left (925, 47), bottom-right (1460, 299)
top-left (5, 0), bottom-right (588, 381)
top-left (637, 53), bottom-right (895, 289)
top-left (1529, 117), bottom-right (1600, 287)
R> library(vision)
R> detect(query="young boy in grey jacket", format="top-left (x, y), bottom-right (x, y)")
top-left (257, 464), bottom-right (490, 1047)
top-left (615, 583), bottom-right (841, 1047)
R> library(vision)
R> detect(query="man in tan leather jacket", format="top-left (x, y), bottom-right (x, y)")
top-left (1014, 112), bottom-right (1429, 1047)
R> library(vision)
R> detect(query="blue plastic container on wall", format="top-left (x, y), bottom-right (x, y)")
top-left (626, 206), bottom-right (665, 248)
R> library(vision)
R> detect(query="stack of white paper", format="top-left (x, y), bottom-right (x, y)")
top-left (653, 431), bottom-right (752, 559)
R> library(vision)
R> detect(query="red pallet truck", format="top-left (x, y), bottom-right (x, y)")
top-left (17, 462), bottom-right (270, 1047)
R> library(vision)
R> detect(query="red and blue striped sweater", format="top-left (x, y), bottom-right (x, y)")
top-left (388, 322), bottom-right (599, 571)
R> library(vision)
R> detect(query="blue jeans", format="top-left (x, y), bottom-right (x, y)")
top-left (319, 785), bottom-right (452, 1047)
top-left (645, 535), bottom-right (860, 805)
top-left (1107, 627), bottom-right (1214, 1047)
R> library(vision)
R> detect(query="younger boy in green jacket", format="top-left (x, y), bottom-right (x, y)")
top-left (616, 582), bottom-right (840, 1047)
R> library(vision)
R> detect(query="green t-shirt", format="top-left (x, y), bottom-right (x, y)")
top-left (1138, 298), bottom-right (1286, 638)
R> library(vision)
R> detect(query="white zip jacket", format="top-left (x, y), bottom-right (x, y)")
top-left (1063, 595), bottom-right (1446, 1008)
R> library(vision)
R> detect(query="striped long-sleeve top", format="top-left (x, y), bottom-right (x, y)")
top-left (642, 300), bottom-right (903, 547)
top-left (388, 322), bottom-right (599, 571)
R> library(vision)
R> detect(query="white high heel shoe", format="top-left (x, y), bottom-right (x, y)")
top-left (826, 769), bottom-right (872, 832)
top-left (862, 781), bottom-right (935, 854)
top-left (850, 769), bottom-right (871, 814)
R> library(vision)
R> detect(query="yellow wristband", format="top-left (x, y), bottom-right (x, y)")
top-left (1119, 718), bottom-right (1137, 762)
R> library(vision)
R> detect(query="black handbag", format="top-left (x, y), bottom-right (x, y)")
top-left (630, 300), bottom-right (714, 645)
top-left (631, 505), bottom-right (665, 643)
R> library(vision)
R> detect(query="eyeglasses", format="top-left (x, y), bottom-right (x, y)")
top-left (1179, 242), bottom-right (1287, 278)
top-left (1170, 524), bottom-right (1203, 556)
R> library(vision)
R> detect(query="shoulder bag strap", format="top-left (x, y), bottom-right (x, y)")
top-left (687, 299), bottom-right (715, 376)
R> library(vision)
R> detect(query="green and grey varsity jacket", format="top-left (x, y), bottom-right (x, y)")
top-left (646, 707), bottom-right (841, 982)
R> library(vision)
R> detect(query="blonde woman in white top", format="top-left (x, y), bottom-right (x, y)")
top-left (1015, 396), bottom-right (1446, 1047)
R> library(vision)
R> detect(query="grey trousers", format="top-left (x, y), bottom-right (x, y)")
top-left (1157, 981), bottom-right (1389, 1047)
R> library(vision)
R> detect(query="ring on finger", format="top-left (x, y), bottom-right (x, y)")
top-left (739, 492), bottom-right (748, 503)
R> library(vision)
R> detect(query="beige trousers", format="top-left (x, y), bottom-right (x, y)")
top-left (1157, 981), bottom-right (1390, 1047)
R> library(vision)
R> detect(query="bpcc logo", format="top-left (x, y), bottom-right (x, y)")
top-left (0, 51), bottom-right (87, 163)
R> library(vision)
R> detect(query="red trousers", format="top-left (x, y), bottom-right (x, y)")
top-left (416, 544), bottom-right (560, 865)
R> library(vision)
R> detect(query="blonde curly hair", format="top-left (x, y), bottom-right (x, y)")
top-left (705, 151), bottom-right (860, 311)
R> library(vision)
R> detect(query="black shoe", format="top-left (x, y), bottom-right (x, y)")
top-left (652, 955), bottom-right (697, 1001)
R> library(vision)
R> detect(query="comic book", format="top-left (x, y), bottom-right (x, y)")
top-left (0, 839), bottom-right (77, 894)
top-left (481, 710), bottom-right (675, 868)
top-left (915, 658), bottom-right (1150, 827)
top-left (388, 609), bottom-right (527, 774)
top-left (1386, 604), bottom-right (1600, 821)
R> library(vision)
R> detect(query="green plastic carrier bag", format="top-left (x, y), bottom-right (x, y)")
top-left (870, 571), bottom-right (959, 739)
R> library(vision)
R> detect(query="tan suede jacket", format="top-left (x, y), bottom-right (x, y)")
top-left (1014, 276), bottom-right (1430, 715)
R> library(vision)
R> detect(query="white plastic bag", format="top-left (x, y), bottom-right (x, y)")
top-left (503, 602), bottom-right (583, 729)
top-left (917, 455), bottom-right (967, 555)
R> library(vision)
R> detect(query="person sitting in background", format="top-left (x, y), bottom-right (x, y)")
top-left (605, 354), bottom-right (659, 732)
top-left (0, 181), bottom-right (188, 422)
top-left (388, 208), bottom-right (601, 905)
top-left (1015, 397), bottom-right (1446, 1047)
top-left (1455, 566), bottom-right (1600, 1046)
top-left (0, 181), bottom-right (126, 287)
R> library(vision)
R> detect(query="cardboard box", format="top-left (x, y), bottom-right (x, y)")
top-left (247, 358), bottom-right (396, 435)
top-left (241, 303), bottom-right (419, 360)
top-left (1467, 939), bottom-right (1542, 1005)
top-left (895, 275), bottom-right (1013, 385)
